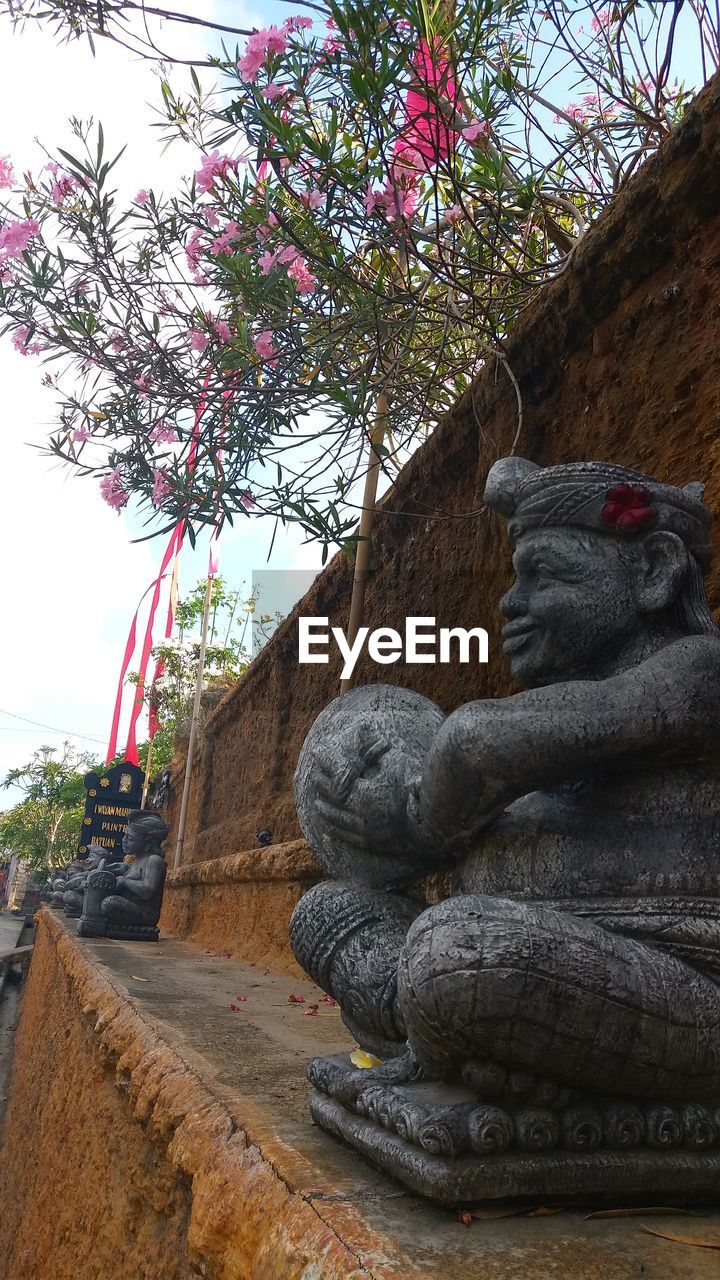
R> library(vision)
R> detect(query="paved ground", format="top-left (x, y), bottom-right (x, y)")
top-left (68, 922), bottom-right (720, 1280)
top-left (0, 912), bottom-right (25, 954)
top-left (0, 914), bottom-right (33, 1129)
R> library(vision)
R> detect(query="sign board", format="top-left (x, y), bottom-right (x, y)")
top-left (77, 761), bottom-right (145, 859)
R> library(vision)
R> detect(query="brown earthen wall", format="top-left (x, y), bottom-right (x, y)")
top-left (0, 918), bottom-right (196, 1280)
top-left (0, 912), bottom-right (397, 1280)
top-left (163, 74), bottom-right (720, 869)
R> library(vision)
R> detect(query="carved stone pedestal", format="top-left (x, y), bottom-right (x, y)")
top-left (77, 869), bottom-right (116, 938)
top-left (105, 923), bottom-right (159, 942)
top-left (308, 1055), bottom-right (720, 1205)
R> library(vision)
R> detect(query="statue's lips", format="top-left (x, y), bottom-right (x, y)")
top-left (502, 623), bottom-right (536, 654)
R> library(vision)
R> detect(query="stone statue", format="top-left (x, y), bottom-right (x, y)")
top-left (49, 851), bottom-right (91, 909)
top-left (62, 844), bottom-right (124, 918)
top-left (290, 458), bottom-right (720, 1203)
top-left (78, 810), bottom-right (169, 941)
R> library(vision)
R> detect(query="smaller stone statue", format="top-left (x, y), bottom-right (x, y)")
top-left (49, 851), bottom-right (91, 908)
top-left (151, 766), bottom-right (171, 809)
top-left (78, 810), bottom-right (169, 941)
top-left (62, 844), bottom-right (124, 918)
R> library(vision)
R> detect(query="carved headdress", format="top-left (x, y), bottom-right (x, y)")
top-left (484, 458), bottom-right (712, 568)
top-left (484, 457), bottom-right (717, 635)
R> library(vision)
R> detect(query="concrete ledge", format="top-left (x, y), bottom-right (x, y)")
top-left (3, 909), bottom-right (720, 1279)
top-left (160, 840), bottom-right (320, 974)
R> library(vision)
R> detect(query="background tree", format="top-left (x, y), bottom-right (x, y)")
top-left (0, 743), bottom-right (93, 871)
top-left (124, 574), bottom-right (280, 775)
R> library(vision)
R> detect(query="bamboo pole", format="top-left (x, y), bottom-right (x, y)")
top-left (173, 573), bottom-right (213, 869)
top-left (140, 729), bottom-right (154, 808)
top-left (339, 391), bottom-right (390, 694)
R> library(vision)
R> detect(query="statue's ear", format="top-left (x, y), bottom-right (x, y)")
top-left (634, 531), bottom-right (688, 613)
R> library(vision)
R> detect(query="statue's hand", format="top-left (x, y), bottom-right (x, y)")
top-left (314, 730), bottom-right (392, 849)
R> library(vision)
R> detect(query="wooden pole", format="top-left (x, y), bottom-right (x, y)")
top-left (173, 573), bottom-right (213, 870)
top-left (339, 392), bottom-right (389, 694)
top-left (140, 729), bottom-right (154, 808)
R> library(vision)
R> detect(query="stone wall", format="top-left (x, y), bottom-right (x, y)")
top-left (161, 73), bottom-right (720, 879)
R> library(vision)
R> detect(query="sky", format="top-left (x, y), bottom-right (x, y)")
top-left (0, 1), bottom-right (324, 806)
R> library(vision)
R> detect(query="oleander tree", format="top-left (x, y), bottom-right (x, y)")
top-left (0, 0), bottom-right (716, 555)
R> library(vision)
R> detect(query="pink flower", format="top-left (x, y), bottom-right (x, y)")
top-left (72, 427), bottom-right (91, 442)
top-left (445, 203), bottom-right (464, 226)
top-left (44, 163), bottom-right (79, 204)
top-left (134, 372), bottom-right (151, 396)
top-left (214, 318), bottom-right (232, 342)
top-left (254, 329), bottom-right (276, 359)
top-left (264, 25), bottom-right (288, 54)
top-left (135, 189), bottom-right (149, 205)
top-left (100, 468), bottom-right (129, 511)
top-left (559, 102), bottom-right (590, 124)
top-left (0, 156), bottom-right (14, 190)
top-left (0, 218), bottom-right (40, 260)
top-left (322, 35), bottom-right (342, 56)
top-left (205, 206), bottom-right (220, 229)
top-left (277, 245), bottom-right (298, 265)
top-left (258, 249), bottom-right (277, 275)
top-left (461, 121), bottom-right (491, 143)
top-left (239, 45), bottom-right (266, 82)
top-left (286, 255), bottom-right (316, 294)
top-left (195, 151), bottom-right (241, 195)
top-left (108, 332), bottom-right (127, 353)
top-left (262, 82), bottom-right (286, 100)
top-left (240, 489), bottom-right (256, 509)
top-left (185, 227), bottom-right (206, 274)
top-left (363, 184), bottom-right (386, 215)
top-left (151, 468), bottom-right (172, 507)
top-left (11, 325), bottom-right (44, 356)
top-left (591, 8), bottom-right (611, 34)
top-left (300, 187), bottom-right (323, 210)
top-left (288, 993), bottom-right (306, 1003)
top-left (238, 27), bottom-right (286, 82)
top-left (190, 329), bottom-right (209, 354)
top-left (210, 220), bottom-right (241, 256)
top-left (149, 421), bottom-right (179, 444)
top-left (283, 14), bottom-right (313, 30)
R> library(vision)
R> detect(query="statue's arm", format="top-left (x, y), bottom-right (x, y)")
top-left (119, 856), bottom-right (165, 900)
top-left (414, 637), bottom-right (720, 848)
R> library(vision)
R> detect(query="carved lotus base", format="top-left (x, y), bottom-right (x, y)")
top-left (77, 916), bottom-right (106, 937)
top-left (308, 1054), bottom-right (720, 1205)
top-left (105, 923), bottom-right (159, 942)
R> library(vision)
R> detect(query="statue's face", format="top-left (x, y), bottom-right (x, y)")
top-left (122, 823), bottom-right (145, 856)
top-left (500, 529), bottom-right (643, 687)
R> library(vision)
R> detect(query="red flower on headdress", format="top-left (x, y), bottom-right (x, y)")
top-left (601, 483), bottom-right (657, 534)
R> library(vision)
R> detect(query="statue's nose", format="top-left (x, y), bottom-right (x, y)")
top-left (499, 583), bottom-right (527, 619)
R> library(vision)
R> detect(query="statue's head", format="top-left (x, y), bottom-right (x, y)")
top-left (295, 685), bottom-right (446, 887)
top-left (485, 457), bottom-right (717, 688)
top-left (122, 810), bottom-right (170, 857)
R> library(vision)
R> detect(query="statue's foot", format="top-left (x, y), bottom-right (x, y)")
top-left (308, 1045), bottom-right (424, 1107)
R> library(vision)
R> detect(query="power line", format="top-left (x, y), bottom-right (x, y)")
top-left (0, 707), bottom-right (106, 747)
